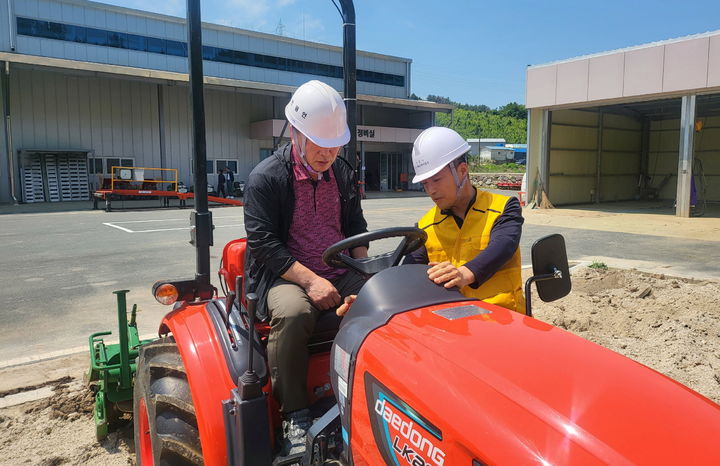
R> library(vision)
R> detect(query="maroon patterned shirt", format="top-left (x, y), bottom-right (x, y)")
top-left (286, 148), bottom-right (346, 280)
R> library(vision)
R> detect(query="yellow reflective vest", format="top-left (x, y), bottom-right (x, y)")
top-left (418, 190), bottom-right (525, 313)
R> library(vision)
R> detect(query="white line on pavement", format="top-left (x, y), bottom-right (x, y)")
top-left (134, 224), bottom-right (244, 233)
top-left (109, 216), bottom-right (243, 224)
top-left (103, 222), bottom-right (135, 233)
top-left (103, 222), bottom-right (243, 233)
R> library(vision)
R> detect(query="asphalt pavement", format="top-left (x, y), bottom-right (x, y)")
top-left (0, 195), bottom-right (718, 364)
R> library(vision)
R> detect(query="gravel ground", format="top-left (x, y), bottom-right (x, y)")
top-left (0, 266), bottom-right (718, 465)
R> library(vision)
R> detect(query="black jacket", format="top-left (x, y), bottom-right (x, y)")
top-left (243, 143), bottom-right (368, 320)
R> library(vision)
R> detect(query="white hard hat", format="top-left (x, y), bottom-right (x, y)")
top-left (285, 80), bottom-right (350, 148)
top-left (411, 127), bottom-right (471, 183)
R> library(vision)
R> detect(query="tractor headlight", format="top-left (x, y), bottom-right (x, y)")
top-left (152, 279), bottom-right (198, 305)
top-left (154, 283), bottom-right (179, 305)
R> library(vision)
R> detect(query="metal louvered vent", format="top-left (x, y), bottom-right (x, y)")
top-left (22, 157), bottom-right (45, 203)
top-left (20, 151), bottom-right (91, 202)
top-left (45, 154), bottom-right (61, 202)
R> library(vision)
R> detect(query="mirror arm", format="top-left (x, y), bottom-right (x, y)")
top-left (524, 267), bottom-right (562, 318)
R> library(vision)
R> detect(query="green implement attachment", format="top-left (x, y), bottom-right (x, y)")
top-left (86, 290), bottom-right (156, 440)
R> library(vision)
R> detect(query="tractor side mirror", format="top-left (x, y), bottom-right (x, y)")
top-left (525, 234), bottom-right (572, 317)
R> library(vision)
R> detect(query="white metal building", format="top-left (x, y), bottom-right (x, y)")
top-left (0, 0), bottom-right (452, 203)
top-left (525, 31), bottom-right (720, 217)
top-left (467, 138), bottom-right (506, 156)
top-left (479, 146), bottom-right (515, 163)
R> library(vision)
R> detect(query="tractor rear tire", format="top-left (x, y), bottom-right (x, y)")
top-left (134, 337), bottom-right (203, 465)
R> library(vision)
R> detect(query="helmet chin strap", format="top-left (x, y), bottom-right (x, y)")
top-left (449, 162), bottom-right (467, 197)
top-left (290, 127), bottom-right (322, 178)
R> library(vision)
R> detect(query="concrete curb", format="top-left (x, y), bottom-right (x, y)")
top-left (0, 333), bottom-right (158, 370)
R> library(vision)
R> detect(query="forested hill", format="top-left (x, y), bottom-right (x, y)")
top-left (413, 95), bottom-right (527, 144)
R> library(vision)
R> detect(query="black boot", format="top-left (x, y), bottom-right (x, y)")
top-left (281, 408), bottom-right (312, 456)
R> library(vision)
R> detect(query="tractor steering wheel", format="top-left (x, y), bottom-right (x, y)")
top-left (322, 227), bottom-right (427, 278)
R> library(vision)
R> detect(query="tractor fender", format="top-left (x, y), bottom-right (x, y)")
top-left (159, 302), bottom-right (236, 466)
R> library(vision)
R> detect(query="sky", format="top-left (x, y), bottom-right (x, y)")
top-left (95, 0), bottom-right (720, 108)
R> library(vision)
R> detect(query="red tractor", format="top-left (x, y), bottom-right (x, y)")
top-left (134, 230), bottom-right (720, 465)
top-left (90, 1), bottom-right (720, 465)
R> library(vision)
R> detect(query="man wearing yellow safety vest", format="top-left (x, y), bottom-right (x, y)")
top-left (337, 126), bottom-right (525, 317)
top-left (404, 126), bottom-right (526, 313)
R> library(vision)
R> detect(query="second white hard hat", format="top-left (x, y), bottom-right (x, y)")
top-left (285, 80), bottom-right (350, 148)
top-left (411, 126), bottom-right (471, 183)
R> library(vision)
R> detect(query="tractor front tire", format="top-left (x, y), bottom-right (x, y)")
top-left (134, 338), bottom-right (203, 465)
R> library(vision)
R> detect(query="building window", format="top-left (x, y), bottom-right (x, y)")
top-left (146, 36), bottom-right (166, 54)
top-left (16, 17), bottom-right (405, 87)
top-left (207, 159), bottom-right (239, 174)
top-left (88, 157), bottom-right (135, 175)
top-left (165, 40), bottom-right (187, 57)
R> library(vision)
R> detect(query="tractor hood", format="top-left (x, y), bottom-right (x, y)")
top-left (331, 265), bottom-right (720, 465)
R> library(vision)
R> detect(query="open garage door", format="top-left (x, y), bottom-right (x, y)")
top-left (542, 94), bottom-right (720, 216)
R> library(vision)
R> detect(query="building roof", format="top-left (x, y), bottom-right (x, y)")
top-left (467, 138), bottom-right (506, 143)
top-left (526, 29), bottom-right (720, 109)
top-left (528, 29), bottom-right (720, 69)
top-left (480, 146), bottom-right (514, 151)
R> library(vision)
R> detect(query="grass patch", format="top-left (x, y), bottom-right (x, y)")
top-left (589, 261), bottom-right (608, 270)
top-left (468, 159), bottom-right (526, 173)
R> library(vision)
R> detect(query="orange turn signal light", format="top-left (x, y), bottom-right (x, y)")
top-left (154, 283), bottom-right (179, 305)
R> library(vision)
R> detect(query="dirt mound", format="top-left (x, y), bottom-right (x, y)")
top-left (21, 380), bottom-right (95, 422)
top-left (533, 266), bottom-right (720, 404)
top-left (0, 381), bottom-right (134, 466)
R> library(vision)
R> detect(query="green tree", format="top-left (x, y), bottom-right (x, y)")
top-left (424, 95), bottom-right (527, 143)
top-left (435, 108), bottom-right (527, 144)
top-left (496, 102), bottom-right (527, 120)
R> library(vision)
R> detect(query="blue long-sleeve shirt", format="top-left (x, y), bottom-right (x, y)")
top-left (403, 193), bottom-right (523, 289)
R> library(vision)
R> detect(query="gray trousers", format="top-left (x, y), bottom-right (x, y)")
top-left (266, 271), bottom-right (365, 413)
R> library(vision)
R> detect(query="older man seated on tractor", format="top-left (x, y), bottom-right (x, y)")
top-left (243, 80), bottom-right (368, 456)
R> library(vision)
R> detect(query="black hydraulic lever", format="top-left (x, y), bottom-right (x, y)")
top-left (224, 290), bottom-right (272, 466)
top-left (223, 290), bottom-right (236, 349)
top-left (239, 293), bottom-right (261, 400)
top-left (235, 275), bottom-right (244, 319)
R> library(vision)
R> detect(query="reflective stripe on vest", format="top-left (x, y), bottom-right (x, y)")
top-left (418, 190), bottom-right (525, 314)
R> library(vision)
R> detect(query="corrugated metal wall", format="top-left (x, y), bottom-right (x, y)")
top-left (648, 116), bottom-right (720, 201)
top-left (10, 67), bottom-right (160, 162)
top-left (161, 85), bottom-right (274, 186)
top-left (6, 67), bottom-right (277, 196)
top-left (0, 0), bottom-right (10, 52)
top-left (647, 119), bottom-right (680, 200)
top-left (549, 110), bottom-right (598, 205)
top-left (694, 116), bottom-right (720, 201)
top-left (599, 113), bottom-right (643, 201)
top-left (0, 67), bottom-right (9, 202)
top-left (548, 109), bottom-right (642, 205)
